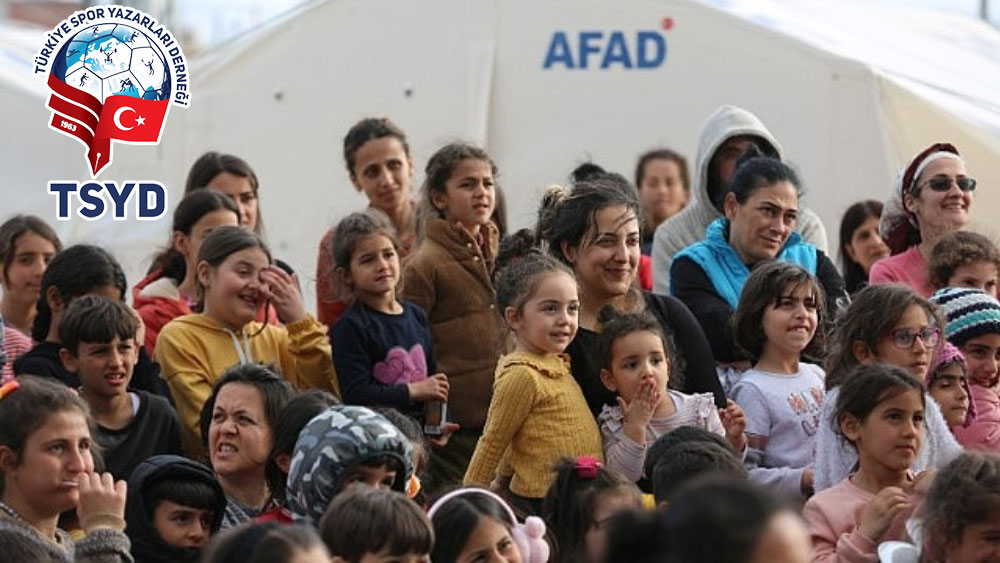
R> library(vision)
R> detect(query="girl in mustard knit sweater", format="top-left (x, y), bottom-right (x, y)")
top-left (465, 251), bottom-right (602, 513)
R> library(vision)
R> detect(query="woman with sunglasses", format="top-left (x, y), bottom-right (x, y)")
top-left (870, 143), bottom-right (977, 297)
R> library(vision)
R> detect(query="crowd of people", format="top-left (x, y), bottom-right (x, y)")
top-left (1, 106), bottom-right (999, 563)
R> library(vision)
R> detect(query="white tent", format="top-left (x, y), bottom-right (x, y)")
top-left (3, 0), bottom-right (1000, 311)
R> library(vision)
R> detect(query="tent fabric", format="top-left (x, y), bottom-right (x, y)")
top-left (2, 0), bottom-right (999, 312)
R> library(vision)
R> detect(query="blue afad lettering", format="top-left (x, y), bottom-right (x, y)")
top-left (543, 30), bottom-right (666, 69)
top-left (49, 181), bottom-right (168, 220)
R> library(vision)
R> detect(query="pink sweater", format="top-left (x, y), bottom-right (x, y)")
top-left (868, 247), bottom-right (932, 298)
top-left (802, 477), bottom-right (918, 563)
top-left (952, 384), bottom-right (1000, 452)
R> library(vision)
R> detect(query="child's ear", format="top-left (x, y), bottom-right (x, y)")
top-left (503, 306), bottom-right (521, 331)
top-left (599, 368), bottom-right (618, 392)
top-left (852, 340), bottom-right (875, 365)
top-left (195, 261), bottom-right (212, 289)
top-left (336, 267), bottom-right (353, 289)
top-left (839, 413), bottom-right (862, 443)
top-left (45, 285), bottom-right (65, 313)
top-left (171, 231), bottom-right (190, 256)
top-left (0, 445), bottom-right (17, 473)
top-left (59, 347), bottom-right (78, 373)
top-left (431, 189), bottom-right (449, 214)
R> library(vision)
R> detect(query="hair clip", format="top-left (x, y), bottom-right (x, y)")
top-left (0, 380), bottom-right (20, 400)
top-left (575, 456), bottom-right (602, 480)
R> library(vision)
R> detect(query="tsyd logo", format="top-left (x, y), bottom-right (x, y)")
top-left (542, 18), bottom-right (674, 70)
top-left (33, 5), bottom-right (190, 178)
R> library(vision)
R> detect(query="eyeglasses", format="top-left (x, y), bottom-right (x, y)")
top-left (912, 176), bottom-right (977, 194)
top-left (887, 327), bottom-right (940, 349)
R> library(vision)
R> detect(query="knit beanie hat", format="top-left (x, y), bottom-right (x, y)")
top-left (930, 287), bottom-right (1000, 346)
top-left (926, 341), bottom-right (976, 427)
top-left (285, 405), bottom-right (413, 526)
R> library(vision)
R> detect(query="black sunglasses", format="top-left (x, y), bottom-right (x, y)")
top-left (912, 175), bottom-right (977, 194)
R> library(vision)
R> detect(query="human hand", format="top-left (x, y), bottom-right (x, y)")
top-left (621, 378), bottom-right (660, 427)
top-left (427, 422), bottom-right (461, 449)
top-left (859, 486), bottom-right (910, 541)
top-left (409, 373), bottom-right (449, 402)
top-left (719, 399), bottom-right (747, 451)
top-left (76, 472), bottom-right (127, 531)
top-left (259, 265), bottom-right (306, 324)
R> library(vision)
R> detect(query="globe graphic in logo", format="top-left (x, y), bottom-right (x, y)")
top-left (52, 23), bottom-right (170, 104)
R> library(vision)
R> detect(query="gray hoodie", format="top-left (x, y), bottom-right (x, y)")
top-left (651, 106), bottom-right (828, 294)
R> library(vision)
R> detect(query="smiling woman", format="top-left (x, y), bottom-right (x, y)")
top-left (670, 149), bottom-right (846, 366)
top-left (871, 143), bottom-right (975, 297)
top-left (541, 178), bottom-right (726, 415)
top-left (198, 364), bottom-right (293, 530)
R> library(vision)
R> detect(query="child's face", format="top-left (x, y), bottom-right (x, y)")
top-left (152, 499), bottom-right (213, 548)
top-left (431, 158), bottom-right (495, 235)
top-left (928, 363), bottom-right (970, 427)
top-left (199, 247), bottom-right (269, 329)
top-left (601, 330), bottom-right (670, 404)
top-left (346, 234), bottom-right (400, 301)
top-left (842, 388), bottom-right (924, 476)
top-left (585, 491), bottom-right (640, 563)
top-left (866, 304), bottom-right (935, 380)
top-left (564, 205), bottom-right (640, 302)
top-left (208, 383), bottom-right (273, 480)
top-left (760, 282), bottom-right (818, 359)
top-left (0, 409), bottom-right (94, 517)
top-left (357, 549), bottom-right (430, 563)
top-left (505, 272), bottom-right (578, 355)
top-left (175, 209), bottom-right (239, 265)
top-left (340, 462), bottom-right (397, 491)
top-left (947, 260), bottom-right (999, 298)
top-left (1, 231), bottom-right (56, 305)
top-left (960, 333), bottom-right (1000, 387)
top-left (64, 336), bottom-right (136, 398)
top-left (350, 136), bottom-right (413, 217)
top-left (944, 513), bottom-right (1000, 563)
top-left (457, 516), bottom-right (521, 563)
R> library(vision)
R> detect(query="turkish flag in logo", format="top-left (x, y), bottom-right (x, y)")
top-left (46, 73), bottom-right (168, 177)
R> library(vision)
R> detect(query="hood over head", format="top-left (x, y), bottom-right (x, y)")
top-left (125, 454), bottom-right (226, 563)
top-left (285, 405), bottom-right (413, 526)
top-left (694, 105), bottom-right (783, 214)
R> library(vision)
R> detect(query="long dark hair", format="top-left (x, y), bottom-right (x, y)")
top-left (838, 200), bottom-right (883, 294)
top-left (184, 151), bottom-right (264, 235)
top-left (148, 189), bottom-right (239, 281)
top-left (32, 245), bottom-right (126, 342)
top-left (0, 215), bottom-right (62, 285)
